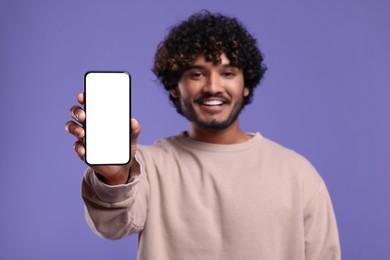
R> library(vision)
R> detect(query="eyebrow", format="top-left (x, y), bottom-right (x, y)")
top-left (187, 64), bottom-right (239, 70)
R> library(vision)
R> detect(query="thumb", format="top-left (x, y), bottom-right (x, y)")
top-left (130, 118), bottom-right (141, 158)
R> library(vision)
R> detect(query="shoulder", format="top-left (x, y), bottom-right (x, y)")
top-left (135, 135), bottom-right (184, 163)
top-left (256, 135), bottom-right (316, 170)
top-left (257, 136), bottom-right (330, 210)
top-left (258, 135), bottom-right (324, 186)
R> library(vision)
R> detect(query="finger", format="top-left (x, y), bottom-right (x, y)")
top-left (69, 105), bottom-right (86, 123)
top-left (73, 140), bottom-right (85, 160)
top-left (77, 92), bottom-right (84, 105)
top-left (65, 120), bottom-right (85, 139)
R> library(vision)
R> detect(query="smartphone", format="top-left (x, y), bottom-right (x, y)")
top-left (84, 71), bottom-right (131, 165)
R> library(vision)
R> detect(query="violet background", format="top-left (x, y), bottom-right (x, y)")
top-left (1, 0), bottom-right (389, 259)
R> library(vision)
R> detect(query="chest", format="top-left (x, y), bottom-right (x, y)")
top-left (147, 153), bottom-right (303, 227)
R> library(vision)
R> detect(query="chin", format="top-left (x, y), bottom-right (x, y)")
top-left (194, 117), bottom-right (237, 130)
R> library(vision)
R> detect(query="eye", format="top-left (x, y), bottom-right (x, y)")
top-left (186, 71), bottom-right (204, 80)
top-left (222, 71), bottom-right (236, 78)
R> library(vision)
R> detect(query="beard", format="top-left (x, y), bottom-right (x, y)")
top-left (178, 94), bottom-right (245, 130)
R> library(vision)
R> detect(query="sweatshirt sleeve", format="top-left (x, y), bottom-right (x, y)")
top-left (304, 181), bottom-right (341, 260)
top-left (81, 155), bottom-right (149, 240)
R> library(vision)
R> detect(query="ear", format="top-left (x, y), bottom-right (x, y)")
top-left (243, 87), bottom-right (249, 97)
top-left (170, 87), bottom-right (180, 98)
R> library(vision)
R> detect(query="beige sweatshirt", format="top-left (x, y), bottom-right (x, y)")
top-left (82, 132), bottom-right (340, 260)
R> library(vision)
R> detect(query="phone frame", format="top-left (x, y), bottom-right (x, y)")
top-left (83, 71), bottom-right (131, 166)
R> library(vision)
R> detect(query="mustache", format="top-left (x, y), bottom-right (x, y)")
top-left (194, 93), bottom-right (232, 104)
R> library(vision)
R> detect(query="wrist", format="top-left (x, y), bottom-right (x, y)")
top-left (96, 170), bottom-right (130, 186)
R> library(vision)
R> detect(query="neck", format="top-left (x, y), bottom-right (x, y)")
top-left (187, 120), bottom-right (251, 144)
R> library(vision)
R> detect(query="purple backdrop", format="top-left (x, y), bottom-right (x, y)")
top-left (1, 0), bottom-right (389, 259)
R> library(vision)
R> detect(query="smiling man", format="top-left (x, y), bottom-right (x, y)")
top-left (66, 11), bottom-right (340, 260)
top-left (174, 53), bottom-right (251, 143)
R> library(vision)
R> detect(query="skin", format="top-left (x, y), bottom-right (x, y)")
top-left (65, 53), bottom-right (252, 185)
top-left (177, 53), bottom-right (251, 144)
top-left (65, 93), bottom-right (141, 185)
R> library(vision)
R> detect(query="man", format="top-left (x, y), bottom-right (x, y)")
top-left (66, 11), bottom-right (340, 260)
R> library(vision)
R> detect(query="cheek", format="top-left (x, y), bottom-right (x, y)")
top-left (178, 84), bottom-right (198, 101)
top-left (178, 90), bottom-right (192, 102)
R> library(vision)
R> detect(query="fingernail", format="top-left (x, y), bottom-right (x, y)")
top-left (74, 112), bottom-right (79, 120)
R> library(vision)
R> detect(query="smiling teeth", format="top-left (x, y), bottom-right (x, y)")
top-left (203, 100), bottom-right (223, 106)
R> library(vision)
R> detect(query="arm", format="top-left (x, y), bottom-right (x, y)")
top-left (304, 181), bottom-right (341, 260)
top-left (81, 156), bottom-right (149, 240)
top-left (65, 92), bottom-right (148, 239)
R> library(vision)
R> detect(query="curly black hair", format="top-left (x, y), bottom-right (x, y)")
top-left (153, 10), bottom-right (267, 111)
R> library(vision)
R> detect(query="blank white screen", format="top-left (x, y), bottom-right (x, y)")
top-left (85, 72), bottom-right (130, 165)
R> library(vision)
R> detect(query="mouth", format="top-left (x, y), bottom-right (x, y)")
top-left (195, 94), bottom-right (231, 107)
top-left (201, 100), bottom-right (224, 106)
top-left (194, 96), bottom-right (231, 115)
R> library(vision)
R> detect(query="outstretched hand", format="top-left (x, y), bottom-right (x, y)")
top-left (65, 92), bottom-right (141, 185)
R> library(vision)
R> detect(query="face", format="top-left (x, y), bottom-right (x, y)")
top-left (175, 53), bottom-right (249, 130)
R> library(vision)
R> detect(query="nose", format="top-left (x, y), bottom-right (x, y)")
top-left (203, 72), bottom-right (222, 94)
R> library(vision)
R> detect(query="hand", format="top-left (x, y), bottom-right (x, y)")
top-left (65, 92), bottom-right (141, 185)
